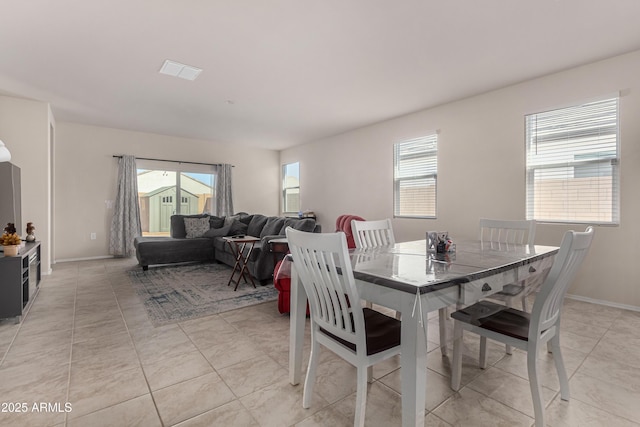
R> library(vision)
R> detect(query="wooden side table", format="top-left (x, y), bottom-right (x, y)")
top-left (223, 236), bottom-right (260, 291)
top-left (268, 237), bottom-right (289, 264)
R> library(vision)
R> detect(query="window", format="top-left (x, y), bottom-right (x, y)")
top-left (525, 97), bottom-right (619, 224)
top-left (137, 162), bottom-right (216, 236)
top-left (282, 162), bottom-right (300, 214)
top-left (394, 134), bottom-right (438, 218)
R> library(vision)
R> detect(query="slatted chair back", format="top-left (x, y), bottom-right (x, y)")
top-left (479, 218), bottom-right (536, 246)
top-left (531, 226), bottom-right (594, 337)
top-left (286, 227), bottom-right (402, 427)
top-left (286, 228), bottom-right (366, 352)
top-left (351, 219), bottom-right (395, 249)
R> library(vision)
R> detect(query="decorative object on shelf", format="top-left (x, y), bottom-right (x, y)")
top-left (3, 245), bottom-right (19, 257)
top-left (0, 140), bottom-right (11, 162)
top-left (1, 223), bottom-right (21, 256)
top-left (298, 210), bottom-right (316, 219)
top-left (25, 222), bottom-right (36, 242)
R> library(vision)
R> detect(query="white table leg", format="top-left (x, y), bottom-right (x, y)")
top-left (289, 267), bottom-right (306, 385)
top-left (400, 294), bottom-right (427, 427)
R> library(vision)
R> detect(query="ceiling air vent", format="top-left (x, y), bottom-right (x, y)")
top-left (159, 60), bottom-right (202, 81)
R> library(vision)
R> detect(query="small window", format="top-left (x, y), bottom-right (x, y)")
top-left (282, 162), bottom-right (300, 214)
top-left (525, 97), bottom-right (619, 224)
top-left (394, 134), bottom-right (438, 218)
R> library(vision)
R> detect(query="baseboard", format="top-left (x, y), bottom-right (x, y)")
top-left (54, 255), bottom-right (115, 263)
top-left (566, 293), bottom-right (640, 313)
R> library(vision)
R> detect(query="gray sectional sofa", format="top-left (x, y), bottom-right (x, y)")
top-left (134, 213), bottom-right (320, 282)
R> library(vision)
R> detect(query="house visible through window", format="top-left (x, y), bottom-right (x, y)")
top-left (137, 162), bottom-right (215, 236)
top-left (282, 162), bottom-right (300, 214)
top-left (394, 134), bottom-right (438, 218)
top-left (525, 97), bottom-right (619, 224)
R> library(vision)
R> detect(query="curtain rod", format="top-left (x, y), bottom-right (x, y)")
top-left (112, 155), bottom-right (234, 167)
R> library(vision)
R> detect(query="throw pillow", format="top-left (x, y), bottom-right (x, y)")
top-left (209, 216), bottom-right (225, 229)
top-left (238, 213), bottom-right (253, 225)
top-left (227, 220), bottom-right (248, 236)
top-left (224, 214), bottom-right (241, 227)
top-left (247, 214), bottom-right (268, 237)
top-left (261, 217), bottom-right (286, 238)
top-left (184, 217), bottom-right (210, 238)
top-left (203, 224), bottom-right (231, 238)
top-left (171, 214), bottom-right (209, 238)
top-left (281, 218), bottom-right (316, 234)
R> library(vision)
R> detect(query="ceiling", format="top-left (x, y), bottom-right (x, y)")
top-left (1, 1), bottom-right (640, 150)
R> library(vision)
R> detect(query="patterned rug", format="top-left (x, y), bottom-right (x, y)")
top-left (128, 263), bottom-right (278, 326)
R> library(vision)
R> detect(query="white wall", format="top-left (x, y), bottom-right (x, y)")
top-left (55, 123), bottom-right (280, 260)
top-left (281, 50), bottom-right (640, 309)
top-left (0, 96), bottom-right (53, 273)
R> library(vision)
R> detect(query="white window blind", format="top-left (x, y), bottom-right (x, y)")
top-left (525, 97), bottom-right (619, 224)
top-left (394, 134), bottom-right (437, 218)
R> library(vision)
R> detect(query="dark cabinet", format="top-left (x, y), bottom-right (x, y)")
top-left (0, 242), bottom-right (41, 322)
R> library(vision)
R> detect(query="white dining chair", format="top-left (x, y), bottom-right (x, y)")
top-left (479, 218), bottom-right (536, 248)
top-left (478, 218), bottom-right (539, 355)
top-left (286, 228), bottom-right (402, 427)
top-left (480, 218), bottom-right (537, 307)
top-left (451, 226), bottom-right (594, 427)
top-left (351, 218), bottom-right (396, 249)
top-left (352, 218), bottom-right (453, 356)
top-left (351, 219), bottom-right (400, 320)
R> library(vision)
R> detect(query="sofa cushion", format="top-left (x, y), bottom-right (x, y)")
top-left (224, 214), bottom-right (240, 226)
top-left (248, 242), bottom-right (263, 261)
top-left (281, 218), bottom-right (316, 234)
top-left (239, 214), bottom-right (253, 225)
top-left (203, 224), bottom-right (231, 238)
top-left (209, 216), bottom-right (225, 229)
top-left (213, 236), bottom-right (227, 252)
top-left (170, 214), bottom-right (209, 238)
top-left (228, 220), bottom-right (248, 236)
top-left (134, 236), bottom-right (214, 267)
top-left (247, 214), bottom-right (268, 237)
top-left (261, 217), bottom-right (285, 238)
top-left (185, 217), bottom-right (210, 238)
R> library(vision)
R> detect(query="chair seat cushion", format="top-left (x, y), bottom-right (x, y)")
top-left (451, 301), bottom-right (531, 341)
top-left (321, 308), bottom-right (401, 356)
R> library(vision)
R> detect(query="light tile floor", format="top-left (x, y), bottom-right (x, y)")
top-left (0, 257), bottom-right (639, 426)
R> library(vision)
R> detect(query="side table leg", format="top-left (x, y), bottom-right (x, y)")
top-left (240, 243), bottom-right (257, 289)
top-left (230, 241), bottom-right (257, 291)
top-left (226, 241), bottom-right (243, 288)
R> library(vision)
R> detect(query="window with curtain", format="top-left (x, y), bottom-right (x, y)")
top-left (136, 160), bottom-right (216, 236)
top-left (394, 134), bottom-right (438, 218)
top-left (282, 162), bottom-right (300, 214)
top-left (525, 97), bottom-right (619, 224)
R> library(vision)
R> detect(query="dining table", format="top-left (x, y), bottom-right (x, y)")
top-left (288, 238), bottom-right (559, 427)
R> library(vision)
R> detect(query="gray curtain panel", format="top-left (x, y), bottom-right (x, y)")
top-left (109, 155), bottom-right (142, 257)
top-left (215, 163), bottom-right (234, 216)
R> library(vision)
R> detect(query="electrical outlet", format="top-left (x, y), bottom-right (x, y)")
top-left (90, 233), bottom-right (96, 240)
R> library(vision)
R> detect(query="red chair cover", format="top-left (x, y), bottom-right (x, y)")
top-left (335, 214), bottom-right (365, 249)
top-left (274, 257), bottom-right (309, 315)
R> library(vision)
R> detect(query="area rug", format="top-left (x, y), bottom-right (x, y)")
top-left (128, 263), bottom-right (278, 326)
